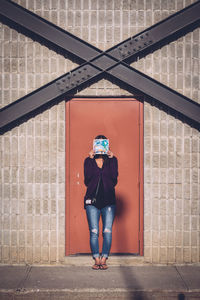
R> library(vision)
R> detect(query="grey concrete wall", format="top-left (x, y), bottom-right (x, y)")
top-left (0, 0), bottom-right (199, 264)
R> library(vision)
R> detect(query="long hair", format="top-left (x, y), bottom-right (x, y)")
top-left (95, 135), bottom-right (107, 140)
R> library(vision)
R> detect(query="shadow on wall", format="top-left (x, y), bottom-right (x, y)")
top-left (114, 194), bottom-right (130, 252)
top-left (115, 194), bottom-right (146, 300)
top-left (114, 195), bottom-right (187, 300)
top-left (115, 194), bottom-right (127, 219)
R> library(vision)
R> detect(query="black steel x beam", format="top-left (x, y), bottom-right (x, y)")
top-left (0, 0), bottom-right (200, 132)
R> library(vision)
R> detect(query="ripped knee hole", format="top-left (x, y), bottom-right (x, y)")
top-left (104, 228), bottom-right (111, 233)
top-left (91, 228), bottom-right (98, 234)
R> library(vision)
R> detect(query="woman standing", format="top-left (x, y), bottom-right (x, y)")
top-left (84, 135), bottom-right (118, 270)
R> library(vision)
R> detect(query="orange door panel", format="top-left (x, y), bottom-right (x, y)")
top-left (65, 98), bottom-right (143, 255)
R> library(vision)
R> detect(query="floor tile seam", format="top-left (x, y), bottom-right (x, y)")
top-left (1, 263), bottom-right (200, 267)
top-left (1, 287), bottom-right (199, 293)
top-left (15, 265), bottom-right (32, 292)
top-left (174, 265), bottom-right (189, 291)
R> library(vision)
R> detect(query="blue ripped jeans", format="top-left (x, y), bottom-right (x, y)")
top-left (86, 204), bottom-right (116, 259)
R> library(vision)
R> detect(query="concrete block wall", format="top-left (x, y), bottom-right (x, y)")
top-left (0, 0), bottom-right (199, 264)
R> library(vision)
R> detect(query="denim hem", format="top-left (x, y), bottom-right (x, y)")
top-left (101, 254), bottom-right (108, 258)
top-left (93, 254), bottom-right (100, 258)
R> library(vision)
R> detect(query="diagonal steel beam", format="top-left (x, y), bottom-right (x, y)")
top-left (0, 0), bottom-right (200, 131)
top-left (1, 0), bottom-right (199, 63)
top-left (0, 0), bottom-right (199, 127)
top-left (0, 0), bottom-right (101, 61)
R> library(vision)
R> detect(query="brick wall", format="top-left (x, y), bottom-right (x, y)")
top-left (0, 0), bottom-right (199, 264)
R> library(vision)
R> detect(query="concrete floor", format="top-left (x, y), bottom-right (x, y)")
top-left (0, 263), bottom-right (200, 299)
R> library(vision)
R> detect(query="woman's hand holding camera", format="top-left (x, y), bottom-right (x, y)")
top-left (89, 150), bottom-right (95, 159)
top-left (107, 150), bottom-right (114, 158)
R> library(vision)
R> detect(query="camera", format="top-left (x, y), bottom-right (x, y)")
top-left (91, 198), bottom-right (96, 204)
